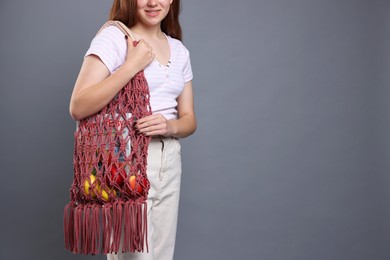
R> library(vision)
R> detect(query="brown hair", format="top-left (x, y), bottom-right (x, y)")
top-left (109, 0), bottom-right (182, 40)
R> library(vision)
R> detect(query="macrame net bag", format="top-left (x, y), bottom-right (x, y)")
top-left (64, 21), bottom-right (152, 255)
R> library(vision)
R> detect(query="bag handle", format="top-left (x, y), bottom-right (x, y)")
top-left (96, 20), bottom-right (137, 41)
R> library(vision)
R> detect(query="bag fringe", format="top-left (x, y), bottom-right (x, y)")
top-left (63, 200), bottom-right (148, 255)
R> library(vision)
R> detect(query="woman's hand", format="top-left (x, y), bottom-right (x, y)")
top-left (123, 36), bottom-right (155, 74)
top-left (136, 114), bottom-right (175, 137)
top-left (136, 81), bottom-right (197, 138)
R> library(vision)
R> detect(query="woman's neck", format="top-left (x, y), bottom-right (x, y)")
top-left (130, 24), bottom-right (164, 40)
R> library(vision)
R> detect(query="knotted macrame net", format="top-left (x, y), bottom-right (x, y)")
top-left (64, 21), bottom-right (152, 255)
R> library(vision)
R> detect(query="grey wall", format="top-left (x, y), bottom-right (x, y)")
top-left (0, 0), bottom-right (389, 259)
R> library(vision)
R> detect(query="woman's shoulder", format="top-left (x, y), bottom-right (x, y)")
top-left (166, 35), bottom-right (190, 57)
top-left (89, 24), bottom-right (126, 52)
top-left (93, 25), bottom-right (125, 42)
top-left (85, 24), bottom-right (127, 73)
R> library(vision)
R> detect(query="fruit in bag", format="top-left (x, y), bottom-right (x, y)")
top-left (128, 175), bottom-right (148, 194)
top-left (83, 174), bottom-right (116, 202)
top-left (110, 164), bottom-right (125, 186)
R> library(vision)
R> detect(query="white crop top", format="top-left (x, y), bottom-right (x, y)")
top-left (85, 25), bottom-right (193, 120)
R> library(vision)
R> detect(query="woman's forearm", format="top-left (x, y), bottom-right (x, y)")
top-left (169, 114), bottom-right (197, 139)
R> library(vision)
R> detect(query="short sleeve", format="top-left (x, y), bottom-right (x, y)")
top-left (182, 46), bottom-right (193, 83)
top-left (84, 26), bottom-right (127, 74)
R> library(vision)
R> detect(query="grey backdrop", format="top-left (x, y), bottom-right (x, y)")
top-left (0, 0), bottom-right (389, 259)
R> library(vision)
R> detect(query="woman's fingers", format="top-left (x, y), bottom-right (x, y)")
top-left (138, 124), bottom-right (164, 133)
top-left (137, 114), bottom-right (164, 128)
top-left (138, 40), bottom-right (154, 55)
top-left (136, 114), bottom-right (168, 136)
top-left (124, 37), bottom-right (155, 72)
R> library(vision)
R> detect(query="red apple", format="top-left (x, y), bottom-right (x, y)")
top-left (110, 164), bottom-right (125, 186)
top-left (128, 175), bottom-right (148, 194)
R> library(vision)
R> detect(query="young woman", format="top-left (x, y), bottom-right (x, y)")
top-left (69, 0), bottom-right (196, 259)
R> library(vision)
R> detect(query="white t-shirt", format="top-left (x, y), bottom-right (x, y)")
top-left (85, 26), bottom-right (193, 120)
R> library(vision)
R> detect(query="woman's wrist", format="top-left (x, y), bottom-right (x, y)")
top-left (117, 61), bottom-right (138, 79)
top-left (167, 120), bottom-right (178, 137)
top-left (167, 116), bottom-right (196, 139)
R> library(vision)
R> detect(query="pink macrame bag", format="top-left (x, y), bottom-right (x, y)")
top-left (64, 21), bottom-right (152, 255)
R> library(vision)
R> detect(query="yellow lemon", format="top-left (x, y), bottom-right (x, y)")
top-left (83, 174), bottom-right (97, 198)
top-left (84, 174), bottom-right (117, 202)
top-left (101, 188), bottom-right (116, 202)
